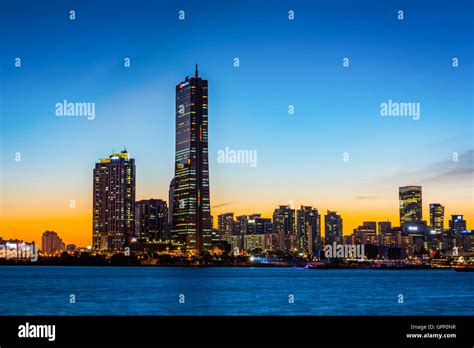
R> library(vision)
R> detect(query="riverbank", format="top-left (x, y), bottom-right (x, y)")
top-left (1, 258), bottom-right (469, 270)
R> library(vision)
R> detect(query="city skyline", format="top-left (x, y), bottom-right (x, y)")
top-left (1, 0), bottom-right (473, 247)
top-left (2, 150), bottom-right (472, 247)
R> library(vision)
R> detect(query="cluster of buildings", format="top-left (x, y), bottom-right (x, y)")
top-left (0, 237), bottom-right (37, 259)
top-left (215, 187), bottom-right (473, 259)
top-left (2, 68), bottom-right (471, 262)
top-left (0, 232), bottom-right (76, 259)
top-left (92, 66), bottom-right (211, 255)
top-left (87, 68), bottom-right (472, 260)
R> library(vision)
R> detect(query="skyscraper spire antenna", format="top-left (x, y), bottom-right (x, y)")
top-left (195, 63), bottom-right (198, 78)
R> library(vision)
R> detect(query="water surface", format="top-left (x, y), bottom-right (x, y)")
top-left (1, 266), bottom-right (472, 315)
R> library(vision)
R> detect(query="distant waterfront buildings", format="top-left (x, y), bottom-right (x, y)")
top-left (213, 213), bottom-right (275, 252)
top-left (92, 150), bottom-right (136, 251)
top-left (325, 211), bottom-right (343, 245)
top-left (235, 215), bottom-right (247, 236)
top-left (78, 148), bottom-right (470, 258)
top-left (66, 244), bottom-right (77, 252)
top-left (353, 221), bottom-right (377, 245)
top-left (135, 199), bottom-right (168, 242)
top-left (218, 213), bottom-right (234, 243)
top-left (430, 203), bottom-right (445, 232)
top-left (171, 66), bottom-right (212, 254)
top-left (377, 221), bottom-right (393, 248)
top-left (273, 205), bottom-right (296, 252)
top-left (244, 233), bottom-right (278, 253)
top-left (450, 215), bottom-right (467, 234)
top-left (296, 206), bottom-right (321, 254)
top-left (254, 217), bottom-right (272, 234)
top-left (378, 221), bottom-right (392, 235)
top-left (42, 231), bottom-right (65, 256)
top-left (246, 214), bottom-right (266, 235)
top-left (0, 237), bottom-right (37, 259)
top-left (399, 185), bottom-right (422, 225)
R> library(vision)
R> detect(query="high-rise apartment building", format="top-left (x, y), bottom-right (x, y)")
top-left (92, 150), bottom-right (135, 251)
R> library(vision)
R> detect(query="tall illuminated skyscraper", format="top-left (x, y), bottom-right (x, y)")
top-left (429, 203), bottom-right (445, 232)
top-left (92, 150), bottom-right (136, 251)
top-left (172, 66), bottom-right (212, 254)
top-left (399, 186), bottom-right (422, 225)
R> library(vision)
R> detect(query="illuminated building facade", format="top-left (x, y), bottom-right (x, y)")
top-left (378, 221), bottom-right (392, 235)
top-left (377, 221), bottom-right (394, 247)
top-left (352, 221), bottom-right (377, 245)
top-left (42, 231), bottom-right (65, 256)
top-left (168, 178), bottom-right (175, 224)
top-left (429, 203), bottom-right (445, 232)
top-left (0, 238), bottom-right (37, 260)
top-left (449, 215), bottom-right (466, 234)
top-left (244, 233), bottom-right (279, 252)
top-left (254, 217), bottom-right (272, 234)
top-left (325, 210), bottom-right (343, 245)
top-left (135, 199), bottom-right (168, 242)
top-left (273, 205), bottom-right (296, 252)
top-left (399, 185), bottom-right (422, 225)
top-left (93, 150), bottom-right (136, 251)
top-left (172, 66), bottom-right (212, 254)
top-left (296, 206), bottom-right (321, 254)
top-left (218, 213), bottom-right (234, 243)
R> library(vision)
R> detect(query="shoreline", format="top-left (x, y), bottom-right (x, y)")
top-left (0, 263), bottom-right (465, 270)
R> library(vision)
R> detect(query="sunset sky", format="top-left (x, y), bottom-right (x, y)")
top-left (1, 0), bottom-right (473, 247)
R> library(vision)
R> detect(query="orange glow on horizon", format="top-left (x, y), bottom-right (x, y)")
top-left (2, 207), bottom-right (473, 247)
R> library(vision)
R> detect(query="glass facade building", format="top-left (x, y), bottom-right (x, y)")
top-left (172, 66), bottom-right (212, 254)
top-left (429, 203), bottom-right (445, 232)
top-left (135, 199), bottom-right (168, 242)
top-left (399, 186), bottom-right (422, 225)
top-left (449, 215), bottom-right (466, 234)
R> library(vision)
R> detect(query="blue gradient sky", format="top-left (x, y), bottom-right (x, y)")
top-left (1, 0), bottom-right (473, 245)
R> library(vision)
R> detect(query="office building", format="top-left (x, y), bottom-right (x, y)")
top-left (429, 204), bottom-right (445, 232)
top-left (399, 186), bottom-right (422, 225)
top-left (171, 66), bottom-right (212, 254)
top-left (135, 199), bottom-right (168, 242)
top-left (449, 215), bottom-right (466, 234)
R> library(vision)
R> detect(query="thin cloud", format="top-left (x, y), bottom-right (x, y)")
top-left (212, 202), bottom-right (233, 209)
top-left (422, 149), bottom-right (474, 184)
top-left (354, 195), bottom-right (385, 200)
top-left (384, 149), bottom-right (473, 186)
